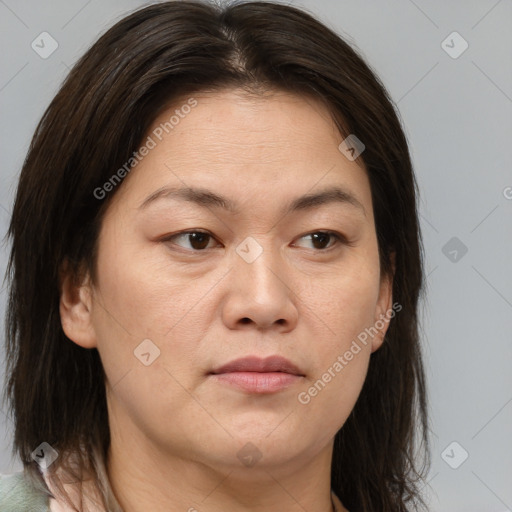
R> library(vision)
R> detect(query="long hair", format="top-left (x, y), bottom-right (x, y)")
top-left (3, 1), bottom-right (430, 510)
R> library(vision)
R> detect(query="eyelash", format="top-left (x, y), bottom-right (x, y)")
top-left (161, 230), bottom-right (350, 253)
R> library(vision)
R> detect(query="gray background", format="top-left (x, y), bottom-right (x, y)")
top-left (1, 1), bottom-right (511, 511)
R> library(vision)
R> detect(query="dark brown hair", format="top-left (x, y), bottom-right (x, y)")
top-left (3, 1), bottom-right (430, 510)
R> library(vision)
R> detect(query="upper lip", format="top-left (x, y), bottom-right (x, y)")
top-left (210, 356), bottom-right (304, 376)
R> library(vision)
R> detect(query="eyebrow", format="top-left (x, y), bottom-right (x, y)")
top-left (138, 185), bottom-right (366, 218)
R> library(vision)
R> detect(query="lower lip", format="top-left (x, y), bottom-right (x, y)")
top-left (211, 372), bottom-right (302, 393)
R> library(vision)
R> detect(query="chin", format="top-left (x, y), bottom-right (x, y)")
top-left (203, 429), bottom-right (320, 472)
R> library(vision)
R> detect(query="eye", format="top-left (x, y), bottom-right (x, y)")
top-left (293, 231), bottom-right (347, 250)
top-left (162, 230), bottom-right (220, 251)
top-left (161, 229), bottom-right (348, 253)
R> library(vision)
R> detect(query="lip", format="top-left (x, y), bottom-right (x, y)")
top-left (209, 356), bottom-right (305, 394)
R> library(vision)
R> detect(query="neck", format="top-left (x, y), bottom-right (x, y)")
top-left (107, 420), bottom-right (342, 512)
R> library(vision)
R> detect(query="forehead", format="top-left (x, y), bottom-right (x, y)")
top-left (151, 88), bottom-right (345, 156)
top-left (108, 88), bottom-right (373, 222)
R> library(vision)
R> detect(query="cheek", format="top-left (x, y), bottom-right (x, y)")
top-left (335, 278), bottom-right (379, 339)
top-left (105, 358), bottom-right (203, 460)
top-left (91, 232), bottom-right (226, 398)
top-left (93, 242), bottom-right (210, 453)
top-left (295, 258), bottom-right (379, 426)
top-left (308, 258), bottom-right (381, 353)
top-left (93, 227), bottom-right (199, 336)
top-left (296, 345), bottom-right (370, 447)
top-left (297, 285), bottom-right (375, 437)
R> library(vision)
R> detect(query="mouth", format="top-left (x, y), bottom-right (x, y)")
top-left (208, 355), bottom-right (305, 394)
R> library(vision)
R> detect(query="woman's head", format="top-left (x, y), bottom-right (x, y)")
top-left (4, 1), bottom-right (429, 511)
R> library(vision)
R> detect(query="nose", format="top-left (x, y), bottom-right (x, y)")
top-left (221, 240), bottom-right (299, 332)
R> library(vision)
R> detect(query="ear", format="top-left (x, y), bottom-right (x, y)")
top-left (59, 260), bottom-right (97, 349)
top-left (371, 251), bottom-right (396, 353)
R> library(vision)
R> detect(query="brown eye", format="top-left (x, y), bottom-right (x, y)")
top-left (294, 231), bottom-right (345, 250)
top-left (164, 231), bottom-right (218, 251)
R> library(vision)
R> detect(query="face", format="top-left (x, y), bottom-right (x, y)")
top-left (61, 88), bottom-right (393, 475)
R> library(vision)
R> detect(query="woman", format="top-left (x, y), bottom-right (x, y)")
top-left (1, 1), bottom-right (430, 510)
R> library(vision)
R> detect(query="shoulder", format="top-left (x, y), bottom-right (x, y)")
top-left (0, 471), bottom-right (51, 511)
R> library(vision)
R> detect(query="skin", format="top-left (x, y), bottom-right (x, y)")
top-left (60, 88), bottom-right (394, 512)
